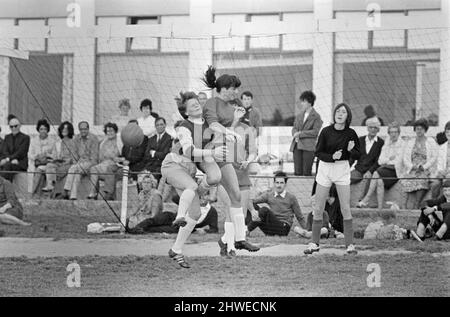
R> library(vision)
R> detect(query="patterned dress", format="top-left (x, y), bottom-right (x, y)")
top-left (402, 140), bottom-right (430, 192)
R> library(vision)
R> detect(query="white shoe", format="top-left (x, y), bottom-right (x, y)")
top-left (346, 244), bottom-right (358, 255)
top-left (335, 231), bottom-right (345, 239)
top-left (304, 242), bottom-right (320, 255)
top-left (410, 230), bottom-right (423, 242)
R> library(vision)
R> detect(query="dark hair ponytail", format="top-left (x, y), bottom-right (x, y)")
top-left (202, 65), bottom-right (241, 93)
top-left (201, 65), bottom-right (217, 90)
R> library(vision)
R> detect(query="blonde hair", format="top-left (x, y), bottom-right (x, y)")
top-left (119, 98), bottom-right (131, 109)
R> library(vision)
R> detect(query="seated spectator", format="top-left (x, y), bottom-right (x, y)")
top-left (350, 117), bottom-right (384, 200)
top-left (43, 121), bottom-right (76, 193)
top-left (249, 172), bottom-right (306, 236)
top-left (0, 176), bottom-right (30, 226)
top-left (430, 121), bottom-right (450, 199)
top-left (143, 117), bottom-right (172, 183)
top-left (295, 182), bottom-right (344, 239)
top-left (87, 122), bottom-right (121, 200)
top-left (137, 99), bottom-right (156, 137)
top-left (193, 187), bottom-right (219, 234)
top-left (0, 115), bottom-right (30, 182)
top-left (118, 119), bottom-right (149, 192)
top-left (412, 179), bottom-right (450, 241)
top-left (127, 174), bottom-right (217, 234)
top-left (402, 118), bottom-right (438, 209)
top-left (361, 105), bottom-right (385, 126)
top-left (29, 119), bottom-right (55, 194)
top-left (198, 92), bottom-right (208, 108)
top-left (63, 121), bottom-right (99, 200)
top-left (357, 122), bottom-right (405, 209)
top-left (110, 98), bottom-right (132, 129)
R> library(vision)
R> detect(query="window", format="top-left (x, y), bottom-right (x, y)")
top-left (128, 17), bottom-right (159, 51)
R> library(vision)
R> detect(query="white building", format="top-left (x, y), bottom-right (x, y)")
top-left (0, 0), bottom-right (449, 157)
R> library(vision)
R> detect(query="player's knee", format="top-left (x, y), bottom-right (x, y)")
top-left (207, 172), bottom-right (221, 186)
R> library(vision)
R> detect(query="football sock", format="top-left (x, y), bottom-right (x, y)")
top-left (344, 219), bottom-right (354, 246)
top-left (312, 219), bottom-right (322, 245)
top-left (230, 207), bottom-right (246, 241)
top-left (171, 216), bottom-right (196, 254)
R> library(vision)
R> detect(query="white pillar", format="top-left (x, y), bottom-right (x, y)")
top-left (313, 0), bottom-right (334, 125)
top-left (188, 0), bottom-right (212, 94)
top-left (334, 61), bottom-right (344, 105)
top-left (439, 0), bottom-right (450, 127)
top-left (0, 56), bottom-right (9, 125)
top-left (415, 63), bottom-right (425, 119)
top-left (72, 0), bottom-right (96, 125)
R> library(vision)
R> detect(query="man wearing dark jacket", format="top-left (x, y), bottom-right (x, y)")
top-left (0, 116), bottom-right (30, 182)
top-left (144, 117), bottom-right (172, 182)
top-left (350, 117), bottom-right (384, 187)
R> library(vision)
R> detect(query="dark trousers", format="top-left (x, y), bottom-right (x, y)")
top-left (195, 206), bottom-right (218, 233)
top-left (0, 163), bottom-right (26, 182)
top-left (293, 149), bottom-right (314, 176)
top-left (134, 212), bottom-right (178, 233)
top-left (247, 206), bottom-right (290, 236)
top-left (418, 209), bottom-right (450, 239)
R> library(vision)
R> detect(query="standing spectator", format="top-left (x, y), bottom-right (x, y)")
top-left (402, 118), bottom-right (438, 209)
top-left (0, 115), bottom-right (30, 182)
top-left (143, 117), bottom-right (172, 183)
top-left (350, 117), bottom-right (384, 203)
top-left (361, 105), bottom-right (385, 126)
top-left (436, 130), bottom-right (448, 146)
top-left (29, 119), bottom-right (55, 194)
top-left (240, 91), bottom-right (263, 136)
top-left (430, 121), bottom-right (450, 198)
top-left (357, 122), bottom-right (405, 209)
top-left (249, 172), bottom-right (306, 236)
top-left (42, 121), bottom-right (76, 193)
top-left (0, 176), bottom-right (30, 226)
top-left (110, 98), bottom-right (132, 129)
top-left (198, 92), bottom-right (208, 108)
top-left (87, 123), bottom-right (121, 200)
top-left (0, 127), bottom-right (4, 155)
top-left (137, 98), bottom-right (156, 137)
top-left (290, 91), bottom-right (323, 176)
top-left (63, 121), bottom-right (99, 200)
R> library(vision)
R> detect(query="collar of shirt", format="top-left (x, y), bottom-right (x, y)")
top-left (274, 190), bottom-right (287, 198)
top-left (365, 135), bottom-right (378, 144)
top-left (157, 132), bottom-right (166, 140)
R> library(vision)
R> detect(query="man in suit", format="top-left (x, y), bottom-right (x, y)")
top-left (144, 117), bottom-right (172, 182)
top-left (240, 91), bottom-right (263, 136)
top-left (290, 91), bottom-right (323, 176)
top-left (0, 115), bottom-right (30, 182)
top-left (350, 117), bottom-right (384, 193)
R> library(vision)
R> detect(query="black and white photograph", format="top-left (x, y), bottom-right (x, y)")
top-left (0, 0), bottom-right (449, 301)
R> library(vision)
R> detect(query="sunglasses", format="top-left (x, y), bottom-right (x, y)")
top-left (9, 125), bottom-right (19, 128)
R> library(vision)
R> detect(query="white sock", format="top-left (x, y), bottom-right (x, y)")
top-left (176, 189), bottom-right (196, 219)
top-left (436, 224), bottom-right (448, 239)
top-left (230, 207), bottom-right (246, 242)
top-left (222, 222), bottom-right (236, 252)
top-left (171, 216), bottom-right (196, 254)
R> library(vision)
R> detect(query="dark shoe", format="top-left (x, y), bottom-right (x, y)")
top-left (205, 228), bottom-right (219, 234)
top-left (218, 238), bottom-right (228, 257)
top-left (172, 217), bottom-right (187, 228)
top-left (168, 249), bottom-right (190, 268)
top-left (69, 197), bottom-right (77, 201)
top-left (87, 194), bottom-right (97, 200)
top-left (234, 240), bottom-right (260, 252)
top-left (42, 186), bottom-right (54, 192)
top-left (228, 249), bottom-right (237, 257)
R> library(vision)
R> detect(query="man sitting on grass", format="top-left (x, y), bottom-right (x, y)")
top-left (412, 179), bottom-right (450, 241)
top-left (248, 172), bottom-right (306, 236)
top-left (0, 176), bottom-right (30, 226)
